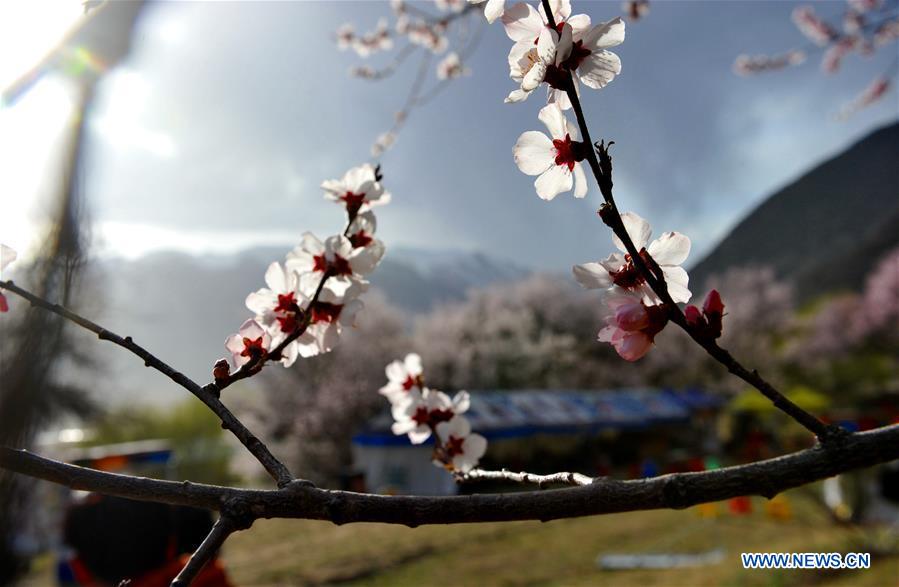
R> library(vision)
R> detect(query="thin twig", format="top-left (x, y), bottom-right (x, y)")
top-left (3, 424), bottom-right (897, 524)
top-left (540, 0), bottom-right (836, 442)
top-left (171, 517), bottom-right (238, 587)
top-left (0, 279), bottom-right (296, 487)
top-left (461, 468), bottom-right (595, 487)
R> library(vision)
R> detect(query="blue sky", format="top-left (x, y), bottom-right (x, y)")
top-left (2, 0), bottom-right (897, 271)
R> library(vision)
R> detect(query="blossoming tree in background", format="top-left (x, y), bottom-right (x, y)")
top-left (1, 1), bottom-right (899, 586)
top-left (733, 0), bottom-right (899, 117)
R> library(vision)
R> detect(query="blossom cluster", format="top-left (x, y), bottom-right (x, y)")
top-left (733, 50), bottom-right (806, 76)
top-left (336, 1), bottom-right (458, 60)
top-left (221, 164), bottom-right (389, 376)
top-left (489, 0), bottom-right (625, 200)
top-left (379, 353), bottom-right (487, 473)
top-left (335, 1), bottom-right (478, 156)
top-left (0, 244), bottom-right (17, 313)
top-left (734, 1), bottom-right (898, 117)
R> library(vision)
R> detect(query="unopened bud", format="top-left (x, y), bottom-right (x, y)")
top-left (703, 289), bottom-right (724, 316)
top-left (213, 358), bottom-right (230, 381)
top-left (684, 305), bottom-right (703, 328)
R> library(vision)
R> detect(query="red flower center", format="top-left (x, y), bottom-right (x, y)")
top-left (240, 336), bottom-right (266, 358)
top-left (412, 406), bottom-right (431, 426)
top-left (349, 231), bottom-right (373, 248)
top-left (313, 254), bottom-right (353, 276)
top-left (444, 435), bottom-right (465, 458)
top-left (310, 301), bottom-right (343, 324)
top-left (610, 249), bottom-right (654, 291)
top-left (274, 292), bottom-right (298, 314)
top-left (559, 39), bottom-right (592, 71)
top-left (276, 315), bottom-right (299, 333)
top-left (341, 191), bottom-right (366, 215)
top-left (553, 133), bottom-right (578, 171)
top-left (411, 406), bottom-right (454, 428)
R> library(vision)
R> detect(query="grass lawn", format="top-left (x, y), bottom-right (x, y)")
top-left (21, 489), bottom-right (899, 586)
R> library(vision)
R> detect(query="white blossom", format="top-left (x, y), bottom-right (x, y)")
top-left (513, 103), bottom-right (587, 200)
top-left (573, 212), bottom-right (692, 305)
top-left (435, 415), bottom-right (487, 472)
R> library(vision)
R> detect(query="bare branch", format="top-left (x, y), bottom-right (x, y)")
top-left (539, 0), bottom-right (837, 443)
top-left (460, 468), bottom-right (595, 487)
top-left (171, 517), bottom-right (239, 587)
top-left (0, 279), bottom-right (295, 487)
top-left (3, 424), bottom-right (898, 526)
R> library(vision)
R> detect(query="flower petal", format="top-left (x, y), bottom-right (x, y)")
top-left (501, 2), bottom-right (542, 42)
top-left (572, 262), bottom-right (612, 289)
top-left (577, 50), bottom-right (621, 89)
top-left (537, 103), bottom-right (568, 139)
top-left (662, 265), bottom-right (692, 304)
top-left (647, 232), bottom-right (691, 266)
top-left (484, 0), bottom-right (505, 23)
top-left (534, 165), bottom-right (573, 200)
top-left (513, 131), bottom-right (555, 175)
top-left (612, 212), bottom-right (652, 252)
top-left (584, 17), bottom-right (625, 50)
top-left (573, 162), bottom-right (587, 198)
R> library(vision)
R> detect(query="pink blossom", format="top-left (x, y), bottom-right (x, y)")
top-left (874, 19), bottom-right (899, 47)
top-left (792, 6), bottom-right (838, 46)
top-left (821, 37), bottom-right (857, 73)
top-left (597, 292), bottom-right (669, 361)
top-left (225, 319), bottom-right (272, 368)
top-left (838, 76), bottom-right (891, 118)
top-left (732, 50), bottom-right (806, 75)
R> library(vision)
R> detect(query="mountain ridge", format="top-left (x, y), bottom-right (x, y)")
top-left (690, 121), bottom-right (899, 300)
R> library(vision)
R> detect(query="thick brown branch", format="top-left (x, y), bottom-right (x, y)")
top-left (0, 279), bottom-right (295, 487)
top-left (3, 424), bottom-right (898, 525)
top-left (539, 0), bottom-right (833, 441)
top-left (461, 468), bottom-right (594, 487)
top-left (171, 517), bottom-right (238, 587)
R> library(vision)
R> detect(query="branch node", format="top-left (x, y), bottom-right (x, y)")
top-left (662, 476), bottom-right (692, 510)
top-left (221, 497), bottom-right (255, 531)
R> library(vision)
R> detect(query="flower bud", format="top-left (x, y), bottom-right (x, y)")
top-left (684, 304), bottom-right (703, 327)
top-left (213, 358), bottom-right (230, 381)
top-left (703, 289), bottom-right (724, 316)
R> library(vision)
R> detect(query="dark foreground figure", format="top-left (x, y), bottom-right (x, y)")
top-left (60, 495), bottom-right (233, 587)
